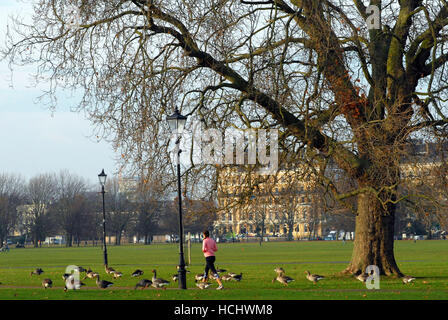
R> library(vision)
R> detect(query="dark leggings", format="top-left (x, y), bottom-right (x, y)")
top-left (204, 256), bottom-right (219, 279)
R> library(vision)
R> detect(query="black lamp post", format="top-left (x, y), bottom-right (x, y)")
top-left (166, 107), bottom-right (188, 289)
top-left (98, 169), bottom-right (108, 267)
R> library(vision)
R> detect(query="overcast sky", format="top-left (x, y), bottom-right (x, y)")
top-left (0, 0), bottom-right (118, 184)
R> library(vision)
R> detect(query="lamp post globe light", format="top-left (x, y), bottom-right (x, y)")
top-left (166, 107), bottom-right (188, 289)
top-left (98, 169), bottom-right (108, 267)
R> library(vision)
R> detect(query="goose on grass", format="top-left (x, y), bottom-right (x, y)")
top-left (220, 274), bottom-right (233, 281)
top-left (30, 268), bottom-right (44, 276)
top-left (356, 273), bottom-right (369, 283)
top-left (196, 282), bottom-right (211, 290)
top-left (105, 266), bottom-right (116, 275)
top-left (230, 273), bottom-right (243, 281)
top-left (135, 279), bottom-right (152, 290)
top-left (95, 275), bottom-right (114, 289)
top-left (84, 268), bottom-right (100, 280)
top-left (305, 270), bottom-right (325, 284)
top-left (402, 276), bottom-right (416, 284)
top-left (42, 279), bottom-right (53, 289)
top-left (194, 274), bottom-right (205, 282)
top-left (151, 269), bottom-right (170, 289)
top-left (272, 268), bottom-right (294, 286)
top-left (131, 269), bottom-right (144, 277)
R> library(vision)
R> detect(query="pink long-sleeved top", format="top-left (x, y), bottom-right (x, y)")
top-left (202, 237), bottom-right (218, 257)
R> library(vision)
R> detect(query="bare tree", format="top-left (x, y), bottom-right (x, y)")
top-left (183, 197), bottom-right (217, 234)
top-left (25, 173), bottom-right (57, 247)
top-left (0, 173), bottom-right (25, 246)
top-left (132, 179), bottom-right (167, 244)
top-left (105, 176), bottom-right (134, 245)
top-left (82, 191), bottom-right (104, 245)
top-left (4, 1), bottom-right (448, 276)
top-left (250, 194), bottom-right (271, 245)
top-left (52, 170), bottom-right (89, 246)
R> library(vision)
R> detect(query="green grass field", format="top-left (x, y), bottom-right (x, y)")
top-left (0, 240), bottom-right (447, 300)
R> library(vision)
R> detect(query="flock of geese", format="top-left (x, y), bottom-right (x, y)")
top-left (28, 265), bottom-right (244, 291)
top-left (272, 267), bottom-right (325, 285)
top-left (272, 268), bottom-right (416, 286)
top-left (28, 265), bottom-right (417, 291)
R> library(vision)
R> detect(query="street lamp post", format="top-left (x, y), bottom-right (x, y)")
top-left (166, 108), bottom-right (188, 289)
top-left (98, 169), bottom-right (108, 267)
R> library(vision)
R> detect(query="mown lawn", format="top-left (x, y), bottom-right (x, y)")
top-left (0, 240), bottom-right (447, 300)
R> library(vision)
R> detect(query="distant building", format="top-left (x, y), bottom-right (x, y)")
top-left (216, 165), bottom-right (323, 239)
top-left (14, 204), bottom-right (46, 237)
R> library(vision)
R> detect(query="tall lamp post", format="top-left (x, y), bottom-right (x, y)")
top-left (166, 107), bottom-right (188, 289)
top-left (98, 169), bottom-right (108, 267)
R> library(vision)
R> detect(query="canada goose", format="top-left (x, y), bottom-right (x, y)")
top-left (230, 273), bottom-right (243, 281)
top-left (64, 275), bottom-right (86, 291)
top-left (30, 268), bottom-right (44, 276)
top-left (305, 270), bottom-right (324, 283)
top-left (84, 268), bottom-right (99, 280)
top-left (402, 276), bottom-right (416, 284)
top-left (95, 275), bottom-right (113, 289)
top-left (131, 269), bottom-right (144, 277)
top-left (272, 271), bottom-right (294, 286)
top-left (196, 282), bottom-right (211, 289)
top-left (151, 269), bottom-right (170, 289)
top-left (134, 279), bottom-right (152, 290)
top-left (356, 273), bottom-right (369, 283)
top-left (195, 274), bottom-right (205, 282)
top-left (220, 274), bottom-right (233, 281)
top-left (105, 266), bottom-right (116, 274)
top-left (42, 279), bottom-right (53, 289)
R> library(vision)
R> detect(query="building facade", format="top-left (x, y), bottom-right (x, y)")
top-left (215, 166), bottom-right (323, 239)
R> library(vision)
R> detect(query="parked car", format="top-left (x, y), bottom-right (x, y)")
top-left (324, 231), bottom-right (337, 240)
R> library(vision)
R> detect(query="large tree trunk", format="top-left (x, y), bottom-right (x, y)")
top-left (344, 192), bottom-right (403, 276)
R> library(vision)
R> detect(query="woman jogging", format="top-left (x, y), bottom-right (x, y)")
top-left (202, 230), bottom-right (224, 290)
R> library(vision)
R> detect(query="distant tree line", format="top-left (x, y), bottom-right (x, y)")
top-left (0, 171), bottom-right (216, 247)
